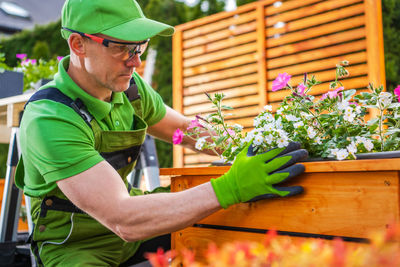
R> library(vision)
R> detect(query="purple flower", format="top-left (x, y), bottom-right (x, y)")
top-left (187, 119), bottom-right (203, 130)
top-left (57, 56), bottom-right (64, 61)
top-left (172, 128), bottom-right (184, 145)
top-left (272, 73), bottom-right (291, 91)
top-left (394, 85), bottom-right (400, 102)
top-left (16, 54), bottom-right (27, 60)
top-left (296, 83), bottom-right (306, 96)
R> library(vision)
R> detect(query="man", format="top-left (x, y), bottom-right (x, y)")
top-left (15, 0), bottom-right (308, 266)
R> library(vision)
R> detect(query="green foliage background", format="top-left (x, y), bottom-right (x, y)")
top-left (0, 0), bottom-right (399, 176)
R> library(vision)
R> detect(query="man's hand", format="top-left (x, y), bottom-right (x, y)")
top-left (210, 142), bottom-right (308, 209)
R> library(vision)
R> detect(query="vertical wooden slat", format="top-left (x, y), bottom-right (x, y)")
top-left (364, 0), bottom-right (385, 119)
top-left (256, 3), bottom-right (268, 108)
top-left (364, 0), bottom-right (386, 89)
top-left (173, 30), bottom-right (184, 168)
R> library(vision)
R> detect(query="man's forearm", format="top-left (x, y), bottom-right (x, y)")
top-left (114, 182), bottom-right (221, 241)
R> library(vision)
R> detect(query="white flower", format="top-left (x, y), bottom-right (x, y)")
top-left (253, 134), bottom-right (264, 146)
top-left (276, 129), bottom-right (288, 139)
top-left (347, 142), bottom-right (357, 155)
top-left (265, 134), bottom-right (274, 144)
top-left (337, 101), bottom-right (349, 111)
top-left (264, 105), bottom-right (273, 112)
top-left (331, 148), bottom-right (349, 160)
top-left (355, 106), bottom-right (362, 114)
top-left (263, 123), bottom-right (274, 132)
top-left (343, 109), bottom-right (356, 122)
top-left (275, 117), bottom-right (283, 129)
top-left (315, 136), bottom-right (322, 145)
top-left (195, 137), bottom-right (207, 150)
top-left (233, 124), bottom-right (243, 131)
top-left (293, 121), bottom-right (304, 128)
top-left (264, 113), bottom-right (274, 122)
top-left (300, 112), bottom-right (313, 119)
top-left (277, 137), bottom-right (289, 148)
top-left (363, 139), bottom-right (374, 151)
top-left (378, 92), bottom-right (392, 107)
top-left (231, 146), bottom-right (238, 153)
top-left (276, 108), bottom-right (283, 115)
top-left (285, 114), bottom-right (300, 122)
top-left (220, 155), bottom-right (228, 163)
top-left (253, 117), bottom-right (262, 127)
top-left (336, 149), bottom-right (349, 160)
top-left (307, 127), bottom-right (317, 139)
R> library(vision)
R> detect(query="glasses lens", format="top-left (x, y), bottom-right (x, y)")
top-left (106, 41), bottom-right (149, 61)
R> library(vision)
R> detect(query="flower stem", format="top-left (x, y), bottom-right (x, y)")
top-left (216, 100), bottom-right (240, 147)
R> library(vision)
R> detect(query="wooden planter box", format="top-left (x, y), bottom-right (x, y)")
top-left (160, 158), bottom-right (400, 259)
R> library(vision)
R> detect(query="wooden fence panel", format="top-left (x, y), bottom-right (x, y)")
top-left (173, 0), bottom-right (386, 167)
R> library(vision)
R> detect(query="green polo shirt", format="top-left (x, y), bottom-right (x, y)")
top-left (17, 56), bottom-right (166, 197)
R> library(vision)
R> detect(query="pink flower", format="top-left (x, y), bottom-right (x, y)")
top-left (394, 85), bottom-right (400, 102)
top-left (16, 54), bottom-right (27, 60)
top-left (223, 129), bottom-right (235, 138)
top-left (272, 73), bottom-right (291, 91)
top-left (187, 119), bottom-right (203, 130)
top-left (321, 86), bottom-right (344, 100)
top-left (57, 56), bottom-right (64, 61)
top-left (21, 59), bottom-right (36, 66)
top-left (296, 83), bottom-right (306, 96)
top-left (172, 128), bottom-right (184, 145)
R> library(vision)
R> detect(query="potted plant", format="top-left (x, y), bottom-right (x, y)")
top-left (162, 62), bottom-right (400, 257)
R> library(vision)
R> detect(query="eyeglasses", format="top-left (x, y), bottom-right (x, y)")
top-left (62, 27), bottom-right (149, 61)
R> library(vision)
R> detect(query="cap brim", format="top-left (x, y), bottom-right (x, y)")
top-left (101, 17), bottom-right (174, 42)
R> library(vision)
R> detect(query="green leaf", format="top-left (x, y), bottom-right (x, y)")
top-left (221, 105), bottom-right (234, 110)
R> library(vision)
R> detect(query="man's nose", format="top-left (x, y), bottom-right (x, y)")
top-left (126, 54), bottom-right (141, 68)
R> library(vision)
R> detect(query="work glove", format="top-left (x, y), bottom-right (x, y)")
top-left (210, 142), bottom-right (308, 209)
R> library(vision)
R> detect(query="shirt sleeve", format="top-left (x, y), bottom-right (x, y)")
top-left (20, 100), bottom-right (104, 183)
top-left (133, 72), bottom-right (167, 126)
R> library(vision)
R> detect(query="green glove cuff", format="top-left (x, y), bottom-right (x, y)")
top-left (210, 174), bottom-right (240, 209)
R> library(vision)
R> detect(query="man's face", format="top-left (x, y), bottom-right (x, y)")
top-left (83, 34), bottom-right (146, 95)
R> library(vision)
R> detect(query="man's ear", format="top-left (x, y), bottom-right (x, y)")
top-left (68, 33), bottom-right (86, 57)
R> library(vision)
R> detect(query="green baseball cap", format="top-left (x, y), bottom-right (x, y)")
top-left (61, 0), bottom-right (174, 42)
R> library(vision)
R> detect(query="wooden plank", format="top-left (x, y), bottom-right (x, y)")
top-left (183, 42), bottom-right (257, 68)
top-left (267, 40), bottom-right (366, 70)
top-left (7, 102), bottom-right (25, 127)
top-left (364, 0), bottom-right (386, 88)
top-left (183, 31), bottom-right (257, 59)
top-left (161, 158), bottom-right (400, 176)
top-left (184, 154), bottom-right (220, 165)
top-left (184, 73), bottom-right (258, 96)
top-left (266, 4), bottom-right (365, 37)
top-left (171, 170), bottom-right (399, 238)
top-left (183, 10), bottom-right (257, 40)
top-left (175, 0), bottom-right (268, 31)
top-left (172, 227), bottom-right (267, 261)
top-left (256, 3), bottom-right (267, 111)
top-left (267, 51), bottom-right (367, 79)
top-left (0, 92), bottom-right (32, 107)
top-left (184, 85), bottom-right (259, 106)
top-left (268, 27), bottom-right (366, 59)
top-left (0, 125), bottom-right (11, 143)
top-left (183, 21), bottom-right (257, 49)
top-left (184, 53), bottom-right (258, 77)
top-left (172, 30), bottom-right (184, 168)
top-left (183, 63), bottom-right (258, 87)
top-left (264, 0), bottom-right (323, 17)
top-left (266, 16), bottom-right (365, 48)
top-left (265, 0), bottom-right (363, 28)
top-left (183, 94), bottom-right (260, 116)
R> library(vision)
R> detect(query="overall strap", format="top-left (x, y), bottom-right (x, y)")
top-left (125, 77), bottom-right (143, 118)
top-left (25, 88), bottom-right (93, 128)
